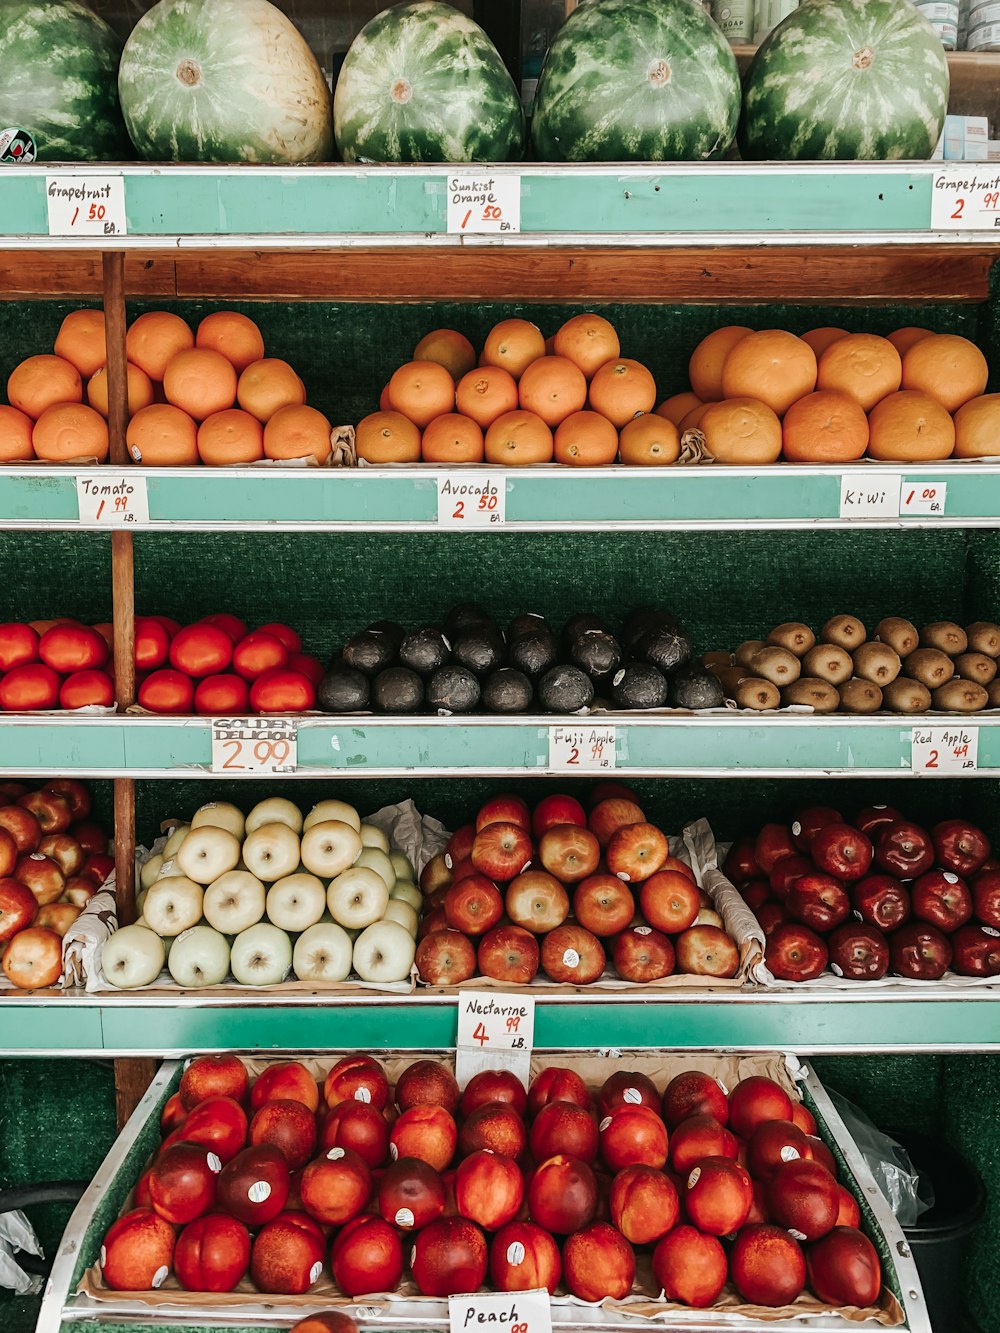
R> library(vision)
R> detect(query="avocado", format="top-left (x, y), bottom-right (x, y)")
top-left (371, 666), bottom-right (424, 714)
top-left (482, 668), bottom-right (534, 713)
top-left (318, 664), bottom-right (371, 713)
top-left (509, 627), bottom-right (559, 679)
top-left (562, 612), bottom-right (607, 647)
top-left (444, 602), bottom-right (493, 640)
top-left (399, 625), bottom-right (450, 676)
top-left (426, 665), bottom-right (481, 714)
top-left (342, 628), bottom-right (396, 676)
top-left (636, 623), bottom-right (692, 673)
top-left (454, 626), bottom-right (505, 677)
top-left (366, 619), bottom-right (405, 652)
top-left (611, 663), bottom-right (668, 710)
top-left (570, 630), bottom-right (623, 682)
top-left (623, 606), bottom-right (680, 655)
top-left (538, 665), bottom-right (595, 713)
top-left (668, 665), bottom-right (725, 710)
top-left (509, 611), bottom-right (550, 639)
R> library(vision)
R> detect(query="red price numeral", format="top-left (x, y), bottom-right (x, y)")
top-left (506, 1016), bottom-right (520, 1034)
top-left (114, 495), bottom-right (129, 512)
top-left (88, 202), bottom-right (106, 222)
top-left (925, 748), bottom-right (939, 769)
top-left (482, 205), bottom-right (502, 222)
top-left (951, 197), bottom-right (965, 220)
top-left (565, 746), bottom-right (580, 765)
top-left (452, 500), bottom-right (465, 520)
top-left (478, 493), bottom-right (498, 511)
top-left (473, 1021), bottom-right (489, 1046)
top-left (512, 1323), bottom-right (529, 1333)
top-left (985, 191), bottom-right (1000, 211)
top-left (220, 737), bottom-right (291, 770)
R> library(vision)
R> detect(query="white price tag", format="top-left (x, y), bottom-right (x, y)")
top-left (548, 724), bottom-right (617, 771)
top-left (211, 717), bottom-right (297, 774)
top-left (437, 474), bottom-right (505, 527)
top-left (76, 475), bottom-right (149, 525)
top-left (839, 473), bottom-right (902, 519)
top-left (449, 1289), bottom-right (550, 1333)
top-left (911, 726), bottom-right (979, 773)
top-left (930, 167), bottom-right (1000, 231)
top-left (447, 173), bottom-right (521, 234)
top-left (899, 481), bottom-right (947, 516)
top-left (456, 991), bottom-right (534, 1086)
top-left (46, 175), bottom-right (127, 236)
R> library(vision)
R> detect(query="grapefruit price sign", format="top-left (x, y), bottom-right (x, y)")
top-left (931, 168), bottom-right (1000, 230)
top-left (446, 173), bottom-right (521, 234)
top-left (548, 724), bottom-right (617, 771)
top-left (76, 475), bottom-right (148, 525)
top-left (211, 717), bottom-right (297, 774)
top-left (911, 726), bottom-right (978, 774)
top-left (449, 1290), bottom-right (551, 1333)
top-left (46, 175), bottom-right (127, 236)
top-left (456, 991), bottom-right (534, 1085)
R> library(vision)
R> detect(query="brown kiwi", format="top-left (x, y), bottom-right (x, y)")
top-left (875, 616), bottom-right (919, 658)
top-left (821, 615), bottom-right (866, 650)
top-left (838, 678), bottom-right (883, 714)
top-left (852, 641), bottom-right (902, 687)
top-left (701, 651), bottom-right (733, 674)
top-left (735, 678), bottom-right (781, 711)
top-left (883, 678), bottom-right (932, 714)
top-left (989, 680), bottom-right (1000, 708)
top-left (718, 666), bottom-right (750, 696)
top-left (767, 622), bottom-right (816, 657)
top-left (750, 646), bottom-right (801, 687)
top-left (782, 678), bottom-right (841, 713)
top-left (954, 652), bottom-right (998, 686)
top-left (801, 643), bottom-right (853, 686)
top-left (734, 639), bottom-right (766, 668)
top-left (967, 621), bottom-right (1000, 658)
top-left (932, 679), bottom-right (989, 713)
top-left (905, 648), bottom-right (955, 690)
top-left (920, 621), bottom-right (968, 656)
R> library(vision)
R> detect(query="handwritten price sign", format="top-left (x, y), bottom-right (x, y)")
top-left (548, 725), bottom-right (617, 771)
top-left (456, 991), bottom-right (534, 1085)
top-left (211, 717), bottom-right (297, 774)
top-left (899, 482), bottom-right (947, 517)
top-left (46, 176), bottom-right (127, 236)
top-left (931, 168), bottom-right (1000, 230)
top-left (76, 475), bottom-right (149, 526)
top-left (449, 1289), bottom-right (551, 1333)
top-left (447, 173), bottom-right (521, 234)
top-left (911, 726), bottom-right (979, 774)
top-left (437, 475), bottom-right (506, 527)
top-left (839, 474), bottom-right (902, 520)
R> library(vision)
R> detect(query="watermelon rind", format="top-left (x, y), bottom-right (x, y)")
top-left (530, 0), bottom-right (741, 162)
top-left (334, 1), bottom-right (524, 164)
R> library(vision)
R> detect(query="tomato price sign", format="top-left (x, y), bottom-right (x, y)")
top-left (46, 175), bottom-right (127, 236)
top-left (211, 717), bottom-right (297, 774)
top-left (456, 991), bottom-right (535, 1085)
top-left (450, 1290), bottom-right (551, 1333)
top-left (437, 475), bottom-right (506, 527)
top-left (76, 475), bottom-right (149, 525)
top-left (839, 474), bottom-right (902, 519)
top-left (446, 173), bottom-right (521, 234)
top-left (900, 482), bottom-right (947, 517)
top-left (548, 724), bottom-right (617, 771)
top-left (931, 168), bottom-right (1000, 230)
top-left (911, 726), bottom-right (979, 774)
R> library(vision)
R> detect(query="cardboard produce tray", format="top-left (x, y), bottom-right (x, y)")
top-left (38, 1050), bottom-right (930, 1333)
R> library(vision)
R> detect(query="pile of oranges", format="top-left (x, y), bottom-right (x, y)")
top-left (0, 309), bottom-right (334, 467)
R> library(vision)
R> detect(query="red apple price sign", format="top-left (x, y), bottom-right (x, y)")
top-left (210, 717), bottom-right (297, 774)
top-left (911, 725), bottom-right (979, 774)
top-left (548, 724), bottom-right (617, 771)
top-left (456, 991), bottom-right (535, 1086)
top-left (446, 173), bottom-right (521, 235)
top-left (437, 475), bottom-right (506, 528)
top-left (449, 1289), bottom-right (551, 1333)
top-left (46, 175), bottom-right (127, 236)
top-left (76, 475), bottom-right (149, 526)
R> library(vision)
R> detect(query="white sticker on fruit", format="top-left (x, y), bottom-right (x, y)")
top-left (389, 1143), bottom-right (399, 1161)
top-left (309, 1261), bottom-right (323, 1284)
top-left (931, 167), bottom-right (1000, 230)
top-left (151, 1265), bottom-right (169, 1288)
top-left (716, 1079), bottom-right (729, 1095)
top-left (687, 1167), bottom-right (701, 1188)
top-left (599, 1116), bottom-right (613, 1132)
top-left (562, 948), bottom-right (580, 968)
top-left (446, 172), bottom-right (521, 234)
top-left (99, 1247), bottom-right (106, 1268)
top-left (211, 716), bottom-right (297, 774)
top-left (839, 473), bottom-right (902, 519)
top-left (437, 474), bottom-right (505, 527)
top-left (788, 1229), bottom-right (807, 1242)
top-left (831, 963), bottom-right (844, 977)
top-left (634, 926), bottom-right (652, 936)
top-left (327, 1147), bottom-right (346, 1160)
top-left (47, 174), bottom-right (127, 236)
top-left (456, 989), bottom-right (534, 1088)
top-left (791, 821), bottom-right (802, 837)
top-left (247, 1181), bottom-right (271, 1203)
top-left (547, 724), bottom-right (617, 772)
top-left (984, 926), bottom-right (1000, 937)
top-left (206, 1152), bottom-right (222, 1173)
top-left (623, 1087), bottom-right (643, 1104)
top-left (449, 1288), bottom-right (551, 1333)
top-left (507, 1241), bottom-right (526, 1265)
top-left (354, 1086), bottom-right (372, 1103)
top-left (76, 474), bottom-right (149, 525)
top-left (900, 481), bottom-right (947, 516)
top-left (780, 1146), bottom-right (801, 1162)
top-left (395, 1208), bottom-right (415, 1228)
top-left (943, 872), bottom-right (959, 883)
top-left (911, 726), bottom-right (979, 773)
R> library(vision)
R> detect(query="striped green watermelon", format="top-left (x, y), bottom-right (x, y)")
top-left (334, 2), bottom-right (524, 163)
top-left (530, 0), bottom-right (740, 162)
top-left (119, 0), bottom-right (333, 163)
top-left (740, 0), bottom-right (949, 160)
top-left (0, 1), bottom-right (129, 161)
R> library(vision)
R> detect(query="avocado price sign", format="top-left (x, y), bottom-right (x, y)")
top-left (449, 1290), bottom-right (551, 1333)
top-left (437, 474), bottom-right (506, 527)
top-left (211, 717), bottom-right (297, 774)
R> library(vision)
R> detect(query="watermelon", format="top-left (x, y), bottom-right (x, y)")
top-left (740, 0), bottom-right (950, 160)
top-left (118, 0), bottom-right (333, 164)
top-left (334, 2), bottom-right (524, 163)
top-left (0, 1), bottom-right (129, 161)
top-left (530, 0), bottom-right (740, 162)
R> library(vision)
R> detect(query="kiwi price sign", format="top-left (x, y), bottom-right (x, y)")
top-left (548, 723), bottom-right (617, 771)
top-left (838, 473), bottom-right (902, 519)
top-left (911, 725), bottom-right (979, 773)
top-left (76, 475), bottom-right (148, 525)
top-left (437, 474), bottom-right (506, 527)
top-left (210, 717), bottom-right (297, 774)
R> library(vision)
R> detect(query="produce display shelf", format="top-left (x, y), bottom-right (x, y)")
top-left (5, 462), bottom-right (1000, 531)
top-left (8, 162), bottom-right (998, 248)
top-left (0, 712), bottom-right (995, 777)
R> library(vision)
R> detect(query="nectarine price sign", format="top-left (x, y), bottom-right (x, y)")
top-left (456, 991), bottom-right (534, 1086)
top-left (210, 717), bottom-right (297, 774)
top-left (911, 725), bottom-right (979, 774)
top-left (548, 724), bottom-right (617, 771)
top-left (76, 475), bottom-right (149, 525)
top-left (446, 173), bottom-right (521, 234)
top-left (449, 1288), bottom-right (551, 1333)
top-left (437, 475), bottom-right (506, 527)
top-left (46, 175), bottom-right (127, 236)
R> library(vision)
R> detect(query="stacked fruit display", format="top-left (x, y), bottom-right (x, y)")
top-left (413, 787), bottom-right (741, 987)
top-left (724, 805), bottom-right (1000, 981)
top-left (321, 603), bottom-right (721, 715)
top-left (99, 1052), bottom-right (882, 1313)
top-left (707, 615), bottom-right (1000, 714)
top-left (0, 618), bottom-right (116, 711)
top-left (0, 779), bottom-right (112, 990)
top-left (105, 797), bottom-right (420, 990)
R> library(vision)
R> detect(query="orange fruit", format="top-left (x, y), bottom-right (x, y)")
top-left (421, 413), bottom-right (485, 463)
top-left (7, 354), bottom-right (82, 419)
top-left (954, 394), bottom-right (1000, 458)
top-left (356, 411), bottom-right (421, 463)
top-left (456, 366), bottom-right (518, 429)
top-left (387, 360), bottom-right (455, 429)
top-left (656, 392), bottom-right (702, 426)
top-left (888, 327), bottom-right (933, 356)
top-left (126, 403), bottom-right (199, 466)
top-left (87, 363), bottom-right (155, 418)
top-left (816, 333), bottom-right (901, 411)
top-left (689, 326), bottom-right (752, 402)
top-left (196, 312), bottom-right (266, 373)
top-left (484, 410), bottom-right (554, 465)
top-left (197, 409), bottom-right (265, 465)
top-left (544, 335), bottom-right (556, 356)
top-left (379, 384), bottom-right (391, 411)
top-left (867, 391), bottom-right (955, 462)
top-left (553, 314), bottom-right (621, 379)
top-left (237, 359), bottom-right (306, 423)
top-left (588, 358), bottom-right (657, 428)
top-left (481, 319), bottom-right (546, 380)
top-left (264, 404), bottom-right (332, 464)
top-left (32, 403), bottom-right (109, 462)
top-left (553, 410), bottom-right (619, 466)
top-left (414, 329), bottom-right (476, 381)
top-left (0, 405), bottom-right (33, 460)
top-left (721, 330), bottom-right (817, 417)
top-left (800, 327), bottom-right (849, 359)
top-left (125, 312), bottom-right (195, 381)
top-left (699, 398), bottom-right (783, 464)
top-left (901, 334), bottom-right (989, 412)
top-left (162, 348), bottom-right (238, 421)
top-left (679, 402), bottom-right (711, 434)
top-left (517, 355), bottom-right (587, 427)
top-left (619, 413), bottom-right (681, 466)
top-left (54, 309), bottom-right (107, 378)
top-left (781, 390), bottom-right (869, 463)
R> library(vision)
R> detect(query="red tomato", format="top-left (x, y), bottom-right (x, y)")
top-left (288, 652), bottom-right (324, 687)
top-left (60, 669), bottom-right (114, 709)
top-left (194, 674), bottom-right (251, 715)
top-left (92, 622), bottom-right (114, 649)
top-left (138, 669), bottom-right (195, 715)
top-left (38, 624), bottom-right (108, 673)
top-left (232, 631), bottom-right (288, 680)
top-left (256, 622), bottom-right (302, 654)
top-left (200, 612), bottom-right (249, 642)
top-left (134, 616), bottom-right (171, 671)
top-left (249, 668), bottom-right (316, 713)
top-left (151, 615), bottom-right (183, 637)
top-left (169, 624), bottom-right (233, 678)
top-left (0, 623), bottom-right (39, 672)
top-left (0, 664), bottom-right (61, 711)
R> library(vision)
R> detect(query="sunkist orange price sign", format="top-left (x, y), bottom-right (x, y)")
top-left (446, 173), bottom-right (521, 234)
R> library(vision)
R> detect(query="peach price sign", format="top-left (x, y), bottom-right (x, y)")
top-left (210, 717), bottom-right (297, 774)
top-left (449, 1288), bottom-right (551, 1333)
top-left (456, 991), bottom-right (534, 1085)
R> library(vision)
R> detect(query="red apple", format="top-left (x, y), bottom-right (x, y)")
top-left (461, 1068), bottom-right (527, 1117)
top-left (331, 1214), bottom-right (404, 1296)
top-left (174, 1212), bottom-right (250, 1292)
top-left (62, 875), bottom-right (98, 907)
top-left (38, 832), bottom-right (84, 878)
top-left (562, 1221), bottom-right (634, 1301)
top-left (754, 823), bottom-right (797, 874)
top-left (527, 1066), bottom-right (590, 1117)
top-left (0, 876), bottom-right (37, 940)
top-left (477, 924), bottom-right (539, 984)
top-left (662, 1070), bottom-right (729, 1129)
top-left (933, 818), bottom-right (991, 877)
top-left (251, 1060), bottom-right (318, 1113)
top-left (0, 827), bottom-right (16, 878)
top-left (606, 822), bottom-right (669, 882)
top-left (855, 805), bottom-right (904, 835)
top-left (35, 901), bottom-right (82, 937)
top-left (791, 806), bottom-right (844, 852)
top-left (445, 823), bottom-right (476, 868)
top-left (0, 804), bottom-right (41, 854)
top-left (540, 923), bottom-right (605, 984)
top-left (808, 1225), bottom-right (881, 1306)
top-left (80, 851), bottom-right (115, 886)
top-left (827, 923), bottom-right (890, 980)
top-left (182, 1054), bottom-right (249, 1110)
top-left (652, 1225), bottom-right (726, 1308)
top-left (395, 1060), bottom-right (460, 1114)
top-left (390, 1104), bottom-right (457, 1172)
top-left (729, 1224), bottom-right (806, 1305)
top-left (612, 924), bottom-right (675, 982)
top-left (835, 1184), bottom-right (862, 1229)
top-left (444, 874), bottom-right (504, 935)
top-left (471, 822), bottom-right (533, 882)
top-left (378, 1156), bottom-right (446, 1230)
top-left (890, 922), bottom-right (953, 979)
top-left (490, 1221), bottom-right (561, 1294)
top-left (420, 852), bottom-right (452, 896)
top-left (747, 1119), bottom-right (812, 1180)
top-left (300, 1146), bottom-right (370, 1225)
top-left (675, 924), bottom-right (739, 977)
top-left (539, 824), bottom-right (600, 883)
top-left (730, 1076), bottom-right (793, 1140)
top-left (669, 1114), bottom-right (738, 1173)
top-left (573, 873), bottom-right (635, 936)
top-left (875, 821), bottom-right (935, 878)
top-left (72, 820), bottom-right (109, 855)
top-left (250, 1099), bottom-right (318, 1170)
top-left (15, 853), bottom-right (65, 906)
top-left (324, 1056), bottom-right (389, 1111)
top-left (912, 869), bottom-right (973, 933)
top-left (504, 869), bottom-right (569, 933)
top-left (810, 823), bottom-right (873, 882)
top-left (599, 1104), bottom-right (668, 1171)
top-left (950, 923), bottom-right (1000, 977)
top-left (148, 1141), bottom-right (219, 1225)
top-left (251, 1215), bottom-right (324, 1294)
top-left (455, 1150), bottom-right (524, 1229)
top-left (41, 778), bottom-right (91, 821)
top-left (180, 1096), bottom-right (248, 1164)
top-left (100, 1208), bottom-right (176, 1290)
top-left (765, 923), bottom-right (828, 982)
top-left (742, 881), bottom-right (771, 911)
top-left (533, 794), bottom-right (586, 839)
top-left (767, 1157), bottom-right (839, 1240)
top-left (786, 872), bottom-right (850, 933)
top-left (1, 925), bottom-right (62, 988)
top-left (527, 1155), bottom-right (598, 1233)
top-left (19, 788), bottom-right (71, 834)
top-left (588, 798), bottom-right (645, 849)
top-left (530, 1101), bottom-right (598, 1163)
top-left (458, 1102), bottom-right (525, 1159)
top-left (410, 1216), bottom-right (487, 1296)
top-left (476, 794), bottom-right (531, 833)
top-left (416, 929), bottom-right (476, 985)
top-left (683, 1156), bottom-right (753, 1234)
top-left (639, 870), bottom-right (700, 933)
top-left (851, 874), bottom-right (911, 932)
top-left (216, 1144), bottom-right (290, 1226)
top-left (723, 835), bottom-right (761, 883)
top-left (973, 870), bottom-right (1000, 930)
top-left (769, 854), bottom-right (812, 902)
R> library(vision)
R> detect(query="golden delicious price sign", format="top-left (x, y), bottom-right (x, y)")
top-left (210, 717), bottom-right (297, 774)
